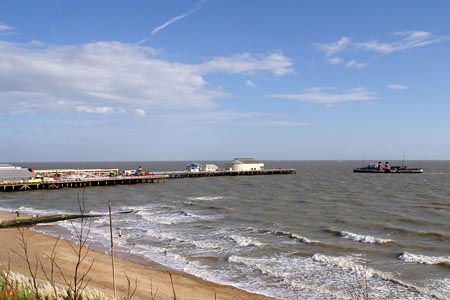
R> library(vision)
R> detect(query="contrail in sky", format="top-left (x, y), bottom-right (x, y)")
top-left (137, 0), bottom-right (208, 45)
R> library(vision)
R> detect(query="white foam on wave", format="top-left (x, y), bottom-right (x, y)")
top-left (136, 210), bottom-right (192, 225)
top-left (227, 254), bottom-right (390, 300)
top-left (289, 232), bottom-right (317, 244)
top-left (135, 208), bottom-right (211, 225)
top-left (230, 235), bottom-right (265, 247)
top-left (127, 243), bottom-right (229, 287)
top-left (398, 252), bottom-right (450, 266)
top-left (128, 244), bottom-right (190, 271)
top-left (312, 253), bottom-right (374, 277)
top-left (143, 228), bottom-right (178, 241)
top-left (254, 228), bottom-right (318, 244)
top-left (15, 206), bottom-right (68, 216)
top-left (187, 196), bottom-right (225, 201)
top-left (191, 240), bottom-right (222, 250)
top-left (339, 231), bottom-right (393, 244)
top-left (311, 253), bottom-right (450, 299)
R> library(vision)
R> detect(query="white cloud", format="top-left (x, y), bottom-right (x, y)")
top-left (315, 36), bottom-right (351, 57)
top-left (0, 23), bottom-right (13, 31)
top-left (268, 86), bottom-right (376, 106)
top-left (246, 80), bottom-right (256, 88)
top-left (388, 84), bottom-right (410, 90)
top-left (0, 40), bottom-right (293, 117)
top-left (75, 106), bottom-right (114, 114)
top-left (135, 108), bottom-right (146, 117)
top-left (0, 22), bottom-right (15, 36)
top-left (345, 60), bottom-right (367, 69)
top-left (326, 57), bottom-right (343, 65)
top-left (199, 52), bottom-right (294, 76)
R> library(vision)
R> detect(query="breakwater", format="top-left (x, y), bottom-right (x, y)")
top-left (0, 169), bottom-right (296, 192)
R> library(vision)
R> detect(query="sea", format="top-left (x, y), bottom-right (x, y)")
top-left (1, 160), bottom-right (449, 300)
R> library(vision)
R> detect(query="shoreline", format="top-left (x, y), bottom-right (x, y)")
top-left (0, 211), bottom-right (273, 300)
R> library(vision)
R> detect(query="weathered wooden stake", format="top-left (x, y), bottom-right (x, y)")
top-left (109, 201), bottom-right (116, 299)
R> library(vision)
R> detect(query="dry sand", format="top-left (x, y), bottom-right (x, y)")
top-left (0, 211), bottom-right (272, 300)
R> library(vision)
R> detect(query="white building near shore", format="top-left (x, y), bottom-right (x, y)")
top-left (226, 158), bottom-right (264, 172)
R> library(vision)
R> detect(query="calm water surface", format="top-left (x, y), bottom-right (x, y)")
top-left (1, 161), bottom-right (449, 299)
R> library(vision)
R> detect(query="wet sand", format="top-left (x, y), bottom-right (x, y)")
top-left (0, 211), bottom-right (271, 300)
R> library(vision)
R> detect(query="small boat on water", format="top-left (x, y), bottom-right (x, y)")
top-left (353, 161), bottom-right (423, 174)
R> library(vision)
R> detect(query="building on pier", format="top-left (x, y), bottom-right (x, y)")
top-left (186, 163), bottom-right (202, 172)
top-left (204, 164), bottom-right (219, 172)
top-left (0, 164), bottom-right (35, 181)
top-left (226, 158), bottom-right (265, 172)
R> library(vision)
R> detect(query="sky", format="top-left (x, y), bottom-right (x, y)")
top-left (1, 0), bottom-right (450, 162)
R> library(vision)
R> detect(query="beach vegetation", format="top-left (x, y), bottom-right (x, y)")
top-left (0, 191), bottom-right (142, 300)
top-left (346, 262), bottom-right (371, 300)
top-left (0, 269), bottom-right (109, 300)
top-left (59, 191), bottom-right (95, 300)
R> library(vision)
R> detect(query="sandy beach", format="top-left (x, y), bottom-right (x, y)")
top-left (0, 211), bottom-right (271, 300)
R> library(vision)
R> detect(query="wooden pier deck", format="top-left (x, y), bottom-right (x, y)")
top-left (0, 169), bottom-right (296, 192)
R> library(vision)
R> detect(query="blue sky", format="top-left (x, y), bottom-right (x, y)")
top-left (1, 0), bottom-right (449, 162)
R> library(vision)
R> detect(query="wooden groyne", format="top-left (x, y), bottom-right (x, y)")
top-left (0, 210), bottom-right (134, 228)
top-left (0, 169), bottom-right (296, 192)
top-left (0, 214), bottom-right (102, 228)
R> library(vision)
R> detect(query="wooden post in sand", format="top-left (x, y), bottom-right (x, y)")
top-left (108, 201), bottom-right (117, 299)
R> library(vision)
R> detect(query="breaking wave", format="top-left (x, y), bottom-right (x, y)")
top-left (310, 253), bottom-right (447, 299)
top-left (186, 196), bottom-right (226, 201)
top-left (252, 228), bottom-right (318, 244)
top-left (398, 252), bottom-right (450, 267)
top-left (191, 240), bottom-right (221, 250)
top-left (339, 231), bottom-right (394, 244)
top-left (230, 235), bottom-right (265, 247)
top-left (227, 253), bottom-right (442, 300)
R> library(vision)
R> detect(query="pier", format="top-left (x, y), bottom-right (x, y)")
top-left (0, 169), bottom-right (296, 192)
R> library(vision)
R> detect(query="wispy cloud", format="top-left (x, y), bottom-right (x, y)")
top-left (388, 84), bottom-right (410, 90)
top-left (145, 110), bottom-right (308, 127)
top-left (199, 52), bottom-right (294, 75)
top-left (356, 31), bottom-right (449, 54)
top-left (315, 31), bottom-right (449, 68)
top-left (137, 0), bottom-right (208, 45)
top-left (315, 37), bottom-right (351, 58)
top-left (268, 87), bottom-right (376, 106)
